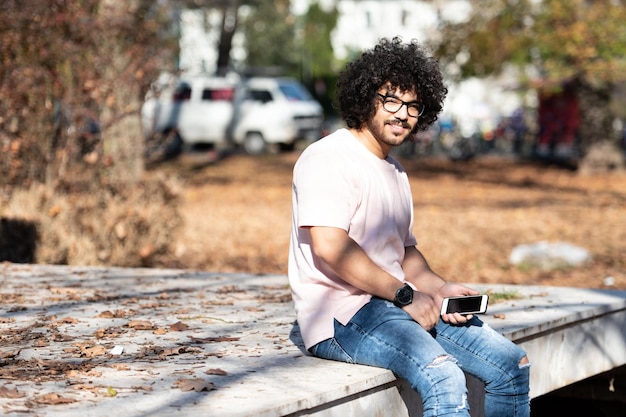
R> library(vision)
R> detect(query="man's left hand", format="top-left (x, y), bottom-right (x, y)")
top-left (434, 283), bottom-right (479, 325)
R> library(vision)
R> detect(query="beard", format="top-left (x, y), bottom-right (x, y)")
top-left (365, 117), bottom-right (414, 148)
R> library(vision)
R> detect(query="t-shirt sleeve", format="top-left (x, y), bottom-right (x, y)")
top-left (293, 151), bottom-right (357, 231)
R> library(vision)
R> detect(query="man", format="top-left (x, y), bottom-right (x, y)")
top-left (288, 38), bottom-right (530, 417)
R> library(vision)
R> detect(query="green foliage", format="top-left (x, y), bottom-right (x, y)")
top-left (300, 1), bottom-right (340, 80)
top-left (435, 0), bottom-right (626, 159)
top-left (238, 1), bottom-right (339, 79)
top-left (435, 0), bottom-right (626, 87)
top-left (239, 0), bottom-right (301, 77)
top-left (299, 1), bottom-right (340, 114)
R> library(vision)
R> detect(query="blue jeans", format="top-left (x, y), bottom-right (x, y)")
top-left (309, 297), bottom-right (530, 417)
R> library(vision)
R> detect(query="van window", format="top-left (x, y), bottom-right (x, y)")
top-left (279, 82), bottom-right (313, 101)
top-left (173, 83), bottom-right (192, 101)
top-left (248, 90), bottom-right (273, 103)
top-left (202, 88), bottom-right (234, 101)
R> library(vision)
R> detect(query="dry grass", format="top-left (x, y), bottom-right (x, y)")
top-left (156, 151), bottom-right (626, 291)
top-left (3, 176), bottom-right (182, 267)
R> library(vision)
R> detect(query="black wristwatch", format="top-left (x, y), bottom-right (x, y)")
top-left (393, 284), bottom-right (414, 308)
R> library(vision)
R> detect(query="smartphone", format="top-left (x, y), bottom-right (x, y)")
top-left (440, 295), bottom-right (489, 315)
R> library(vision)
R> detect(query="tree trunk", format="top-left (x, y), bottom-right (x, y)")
top-left (216, 0), bottom-right (239, 75)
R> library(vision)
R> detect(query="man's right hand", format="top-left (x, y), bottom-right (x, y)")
top-left (404, 291), bottom-right (440, 330)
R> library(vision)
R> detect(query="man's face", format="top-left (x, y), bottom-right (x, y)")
top-left (364, 87), bottom-right (420, 152)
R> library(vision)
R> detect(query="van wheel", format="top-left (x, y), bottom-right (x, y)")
top-left (243, 132), bottom-right (266, 155)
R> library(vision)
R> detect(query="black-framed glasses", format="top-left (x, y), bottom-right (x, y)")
top-left (377, 93), bottom-right (425, 118)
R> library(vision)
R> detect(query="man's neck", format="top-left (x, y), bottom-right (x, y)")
top-left (348, 128), bottom-right (389, 159)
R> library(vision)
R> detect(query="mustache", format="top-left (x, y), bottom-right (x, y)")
top-left (384, 119), bottom-right (411, 129)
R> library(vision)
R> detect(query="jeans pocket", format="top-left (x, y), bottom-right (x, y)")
top-left (310, 338), bottom-right (355, 364)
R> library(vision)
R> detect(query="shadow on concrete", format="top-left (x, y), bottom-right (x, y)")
top-left (0, 217), bottom-right (38, 263)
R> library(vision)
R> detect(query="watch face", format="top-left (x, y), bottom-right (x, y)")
top-left (395, 285), bottom-right (413, 306)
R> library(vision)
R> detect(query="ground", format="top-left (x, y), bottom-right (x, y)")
top-left (154, 151), bottom-right (626, 291)
top-left (1, 151), bottom-right (625, 416)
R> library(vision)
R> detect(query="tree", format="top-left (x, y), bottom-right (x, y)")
top-left (300, 1), bottom-right (339, 80)
top-left (0, 1), bottom-right (183, 267)
top-left (175, 0), bottom-right (261, 74)
top-left (239, 0), bottom-right (300, 77)
top-left (299, 1), bottom-right (340, 114)
top-left (216, 0), bottom-right (242, 74)
top-left (434, 0), bottom-right (626, 169)
top-left (0, 0), bottom-right (178, 188)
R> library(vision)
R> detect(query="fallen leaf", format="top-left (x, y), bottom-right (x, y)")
top-left (107, 386), bottom-right (118, 397)
top-left (95, 326), bottom-right (126, 338)
top-left (189, 336), bottom-right (240, 343)
top-left (493, 313), bottom-right (507, 319)
top-left (51, 333), bottom-right (75, 342)
top-left (161, 346), bottom-right (186, 356)
top-left (56, 317), bottom-right (78, 324)
top-left (66, 370), bottom-right (81, 378)
top-left (0, 386), bottom-right (25, 398)
top-left (0, 350), bottom-right (20, 360)
top-left (153, 327), bottom-right (167, 335)
top-left (205, 368), bottom-right (228, 376)
top-left (169, 321), bottom-right (189, 331)
top-left (48, 205), bottom-right (61, 217)
top-left (216, 285), bottom-right (244, 294)
top-left (76, 344), bottom-right (107, 357)
top-left (34, 338), bottom-right (49, 347)
top-left (35, 393), bottom-right (77, 405)
top-left (128, 320), bottom-right (154, 330)
top-left (50, 287), bottom-right (83, 295)
top-left (73, 384), bottom-right (102, 393)
top-left (174, 378), bottom-right (215, 392)
top-left (131, 385), bottom-right (153, 392)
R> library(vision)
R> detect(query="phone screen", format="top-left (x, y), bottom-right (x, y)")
top-left (444, 296), bottom-right (486, 314)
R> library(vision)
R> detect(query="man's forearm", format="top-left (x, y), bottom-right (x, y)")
top-left (309, 226), bottom-right (404, 301)
top-left (403, 246), bottom-right (447, 296)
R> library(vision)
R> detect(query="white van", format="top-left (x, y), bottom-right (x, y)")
top-left (141, 75), bottom-right (324, 155)
top-left (229, 77), bottom-right (324, 154)
top-left (141, 76), bottom-right (237, 151)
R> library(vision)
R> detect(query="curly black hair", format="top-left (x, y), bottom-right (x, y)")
top-left (336, 37), bottom-right (447, 132)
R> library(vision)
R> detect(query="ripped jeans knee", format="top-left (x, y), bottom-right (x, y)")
top-left (413, 354), bottom-right (470, 417)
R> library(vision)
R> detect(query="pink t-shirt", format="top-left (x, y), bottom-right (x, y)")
top-left (288, 129), bottom-right (417, 350)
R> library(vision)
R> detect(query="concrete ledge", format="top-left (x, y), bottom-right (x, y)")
top-left (1, 263), bottom-right (625, 416)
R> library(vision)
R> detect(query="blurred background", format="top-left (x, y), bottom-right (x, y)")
top-left (1, 0), bottom-right (625, 272)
